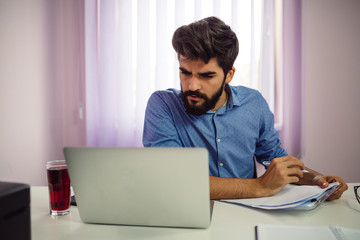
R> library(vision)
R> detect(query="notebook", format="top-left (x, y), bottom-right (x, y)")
top-left (255, 224), bottom-right (360, 240)
top-left (63, 147), bottom-right (211, 228)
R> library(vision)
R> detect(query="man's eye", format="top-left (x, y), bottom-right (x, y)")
top-left (200, 75), bottom-right (214, 79)
top-left (202, 75), bottom-right (213, 79)
top-left (181, 71), bottom-right (191, 75)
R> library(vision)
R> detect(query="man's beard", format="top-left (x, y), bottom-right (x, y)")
top-left (181, 80), bottom-right (226, 116)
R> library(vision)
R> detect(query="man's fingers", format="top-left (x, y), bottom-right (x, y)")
top-left (312, 175), bottom-right (329, 188)
top-left (288, 175), bottom-right (300, 184)
top-left (272, 156), bottom-right (305, 170)
top-left (288, 167), bottom-right (304, 178)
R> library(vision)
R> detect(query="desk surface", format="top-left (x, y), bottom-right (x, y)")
top-left (31, 183), bottom-right (360, 240)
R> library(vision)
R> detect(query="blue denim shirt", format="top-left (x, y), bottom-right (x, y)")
top-left (142, 85), bottom-right (287, 178)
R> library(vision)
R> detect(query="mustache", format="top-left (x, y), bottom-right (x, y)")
top-left (182, 90), bottom-right (208, 100)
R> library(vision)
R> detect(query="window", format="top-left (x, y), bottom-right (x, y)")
top-left (85, 0), bottom-right (273, 147)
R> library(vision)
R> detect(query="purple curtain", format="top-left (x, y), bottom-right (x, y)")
top-left (278, 0), bottom-right (303, 158)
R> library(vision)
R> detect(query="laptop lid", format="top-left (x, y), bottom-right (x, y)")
top-left (63, 147), bottom-right (211, 228)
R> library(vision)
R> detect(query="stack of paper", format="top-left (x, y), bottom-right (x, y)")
top-left (222, 182), bottom-right (340, 210)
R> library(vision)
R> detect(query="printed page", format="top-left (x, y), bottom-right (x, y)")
top-left (256, 225), bottom-right (338, 240)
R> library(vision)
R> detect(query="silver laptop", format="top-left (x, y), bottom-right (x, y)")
top-left (63, 147), bottom-right (211, 228)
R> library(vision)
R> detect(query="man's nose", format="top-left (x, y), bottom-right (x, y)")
top-left (188, 76), bottom-right (200, 91)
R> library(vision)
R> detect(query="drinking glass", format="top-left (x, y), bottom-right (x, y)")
top-left (46, 160), bottom-right (71, 216)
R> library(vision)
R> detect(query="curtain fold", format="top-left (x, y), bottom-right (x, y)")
top-left (278, 0), bottom-right (303, 158)
top-left (259, 0), bottom-right (275, 113)
top-left (85, 0), bottom-right (136, 147)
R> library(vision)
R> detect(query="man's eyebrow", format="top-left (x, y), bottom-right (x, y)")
top-left (179, 67), bottom-right (217, 77)
top-left (198, 71), bottom-right (217, 77)
top-left (179, 67), bottom-right (191, 73)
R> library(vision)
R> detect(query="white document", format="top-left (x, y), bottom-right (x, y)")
top-left (222, 182), bottom-right (340, 210)
top-left (255, 224), bottom-right (360, 240)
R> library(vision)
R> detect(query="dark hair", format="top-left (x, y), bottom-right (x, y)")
top-left (172, 16), bottom-right (239, 75)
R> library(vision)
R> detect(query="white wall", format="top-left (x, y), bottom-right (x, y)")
top-left (301, 0), bottom-right (360, 182)
top-left (0, 0), bottom-right (85, 186)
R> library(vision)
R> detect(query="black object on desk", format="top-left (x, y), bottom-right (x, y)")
top-left (71, 195), bottom-right (77, 206)
top-left (0, 181), bottom-right (31, 240)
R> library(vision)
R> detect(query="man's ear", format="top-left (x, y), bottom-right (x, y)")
top-left (225, 66), bottom-right (235, 84)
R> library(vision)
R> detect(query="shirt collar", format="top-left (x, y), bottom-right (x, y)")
top-left (226, 84), bottom-right (242, 109)
top-left (207, 84), bottom-right (240, 115)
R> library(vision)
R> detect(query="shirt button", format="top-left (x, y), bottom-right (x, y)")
top-left (219, 163), bottom-right (224, 167)
top-left (217, 138), bottom-right (221, 143)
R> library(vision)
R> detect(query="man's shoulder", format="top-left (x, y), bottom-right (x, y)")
top-left (229, 85), bottom-right (261, 96)
top-left (229, 85), bottom-right (264, 105)
top-left (148, 88), bottom-right (182, 106)
top-left (152, 88), bottom-right (181, 97)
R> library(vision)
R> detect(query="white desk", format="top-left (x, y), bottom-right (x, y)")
top-left (31, 183), bottom-right (360, 240)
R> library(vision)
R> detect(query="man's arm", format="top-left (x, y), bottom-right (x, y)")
top-left (210, 176), bottom-right (262, 199)
top-left (210, 155), bottom-right (348, 200)
top-left (210, 156), bottom-right (305, 199)
top-left (143, 92), bottom-right (183, 147)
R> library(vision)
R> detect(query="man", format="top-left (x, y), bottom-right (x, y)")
top-left (142, 16), bottom-right (347, 200)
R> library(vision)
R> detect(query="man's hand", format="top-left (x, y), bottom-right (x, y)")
top-left (257, 156), bottom-right (305, 197)
top-left (312, 175), bottom-right (348, 200)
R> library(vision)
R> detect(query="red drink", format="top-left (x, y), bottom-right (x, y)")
top-left (46, 164), bottom-right (71, 215)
